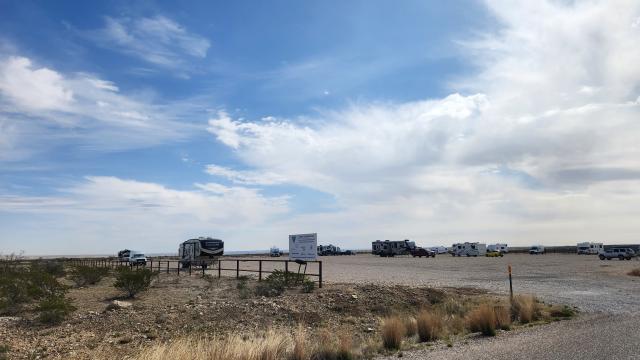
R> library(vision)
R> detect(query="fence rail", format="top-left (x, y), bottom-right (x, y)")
top-left (13, 257), bottom-right (323, 288)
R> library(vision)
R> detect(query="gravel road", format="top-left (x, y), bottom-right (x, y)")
top-left (316, 253), bottom-right (640, 359)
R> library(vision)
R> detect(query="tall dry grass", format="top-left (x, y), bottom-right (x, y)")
top-left (416, 310), bottom-right (443, 342)
top-left (494, 306), bottom-right (511, 330)
top-left (381, 316), bottom-right (404, 350)
top-left (403, 316), bottom-right (417, 337)
top-left (135, 332), bottom-right (289, 360)
top-left (466, 304), bottom-right (496, 336)
top-left (512, 295), bottom-right (540, 324)
top-left (291, 325), bottom-right (308, 360)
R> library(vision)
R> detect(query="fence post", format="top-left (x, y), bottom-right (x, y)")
top-left (166, 261), bottom-right (169, 274)
top-left (202, 265), bottom-right (205, 276)
top-left (236, 260), bottom-right (240, 279)
top-left (285, 261), bottom-right (289, 274)
top-left (259, 260), bottom-right (262, 281)
top-left (508, 264), bottom-right (513, 303)
top-left (319, 261), bottom-right (323, 288)
top-left (218, 260), bottom-right (221, 278)
top-left (189, 263), bottom-right (192, 276)
top-left (177, 261), bottom-right (180, 275)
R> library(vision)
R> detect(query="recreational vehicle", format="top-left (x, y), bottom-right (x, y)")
top-left (487, 243), bottom-right (509, 253)
top-left (317, 244), bottom-right (341, 256)
top-left (179, 237), bottom-right (224, 268)
top-left (117, 249), bottom-right (131, 261)
top-left (577, 242), bottom-right (603, 255)
top-left (430, 246), bottom-right (449, 254)
top-left (372, 239), bottom-right (416, 257)
top-left (451, 242), bottom-right (487, 257)
top-left (270, 247), bottom-right (282, 257)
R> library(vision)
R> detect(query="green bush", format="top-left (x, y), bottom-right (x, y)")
top-left (114, 267), bottom-right (156, 298)
top-left (255, 281), bottom-right (285, 297)
top-left (69, 265), bottom-right (109, 287)
top-left (30, 260), bottom-right (65, 277)
top-left (0, 267), bottom-right (67, 315)
top-left (36, 295), bottom-right (76, 325)
top-left (236, 276), bottom-right (251, 299)
top-left (0, 344), bottom-right (9, 360)
top-left (302, 278), bottom-right (315, 293)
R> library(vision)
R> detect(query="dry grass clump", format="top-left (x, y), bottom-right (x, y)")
top-left (291, 326), bottom-right (308, 360)
top-left (512, 295), bottom-right (540, 324)
top-left (381, 316), bottom-right (404, 350)
top-left (135, 332), bottom-right (289, 360)
top-left (494, 306), bottom-right (511, 330)
top-left (312, 328), bottom-right (356, 360)
top-left (466, 304), bottom-right (496, 336)
top-left (416, 310), bottom-right (443, 342)
top-left (628, 268), bottom-right (640, 277)
top-left (403, 316), bottom-right (417, 337)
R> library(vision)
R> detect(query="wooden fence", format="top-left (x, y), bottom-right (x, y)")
top-left (62, 257), bottom-right (323, 288)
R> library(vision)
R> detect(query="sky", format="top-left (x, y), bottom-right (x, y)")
top-left (1, 1), bottom-right (640, 255)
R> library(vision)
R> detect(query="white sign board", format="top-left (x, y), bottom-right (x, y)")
top-left (289, 233), bottom-right (317, 261)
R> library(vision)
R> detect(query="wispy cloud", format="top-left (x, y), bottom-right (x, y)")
top-left (87, 16), bottom-right (210, 72)
top-left (0, 55), bottom-right (199, 160)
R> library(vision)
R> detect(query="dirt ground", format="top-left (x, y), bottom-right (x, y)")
top-left (0, 272), bottom-right (491, 359)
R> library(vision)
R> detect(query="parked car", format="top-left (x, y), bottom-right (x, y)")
top-left (486, 251), bottom-right (504, 257)
top-left (599, 248), bottom-right (635, 260)
top-left (128, 252), bottom-right (147, 265)
top-left (529, 245), bottom-right (545, 255)
top-left (410, 247), bottom-right (436, 258)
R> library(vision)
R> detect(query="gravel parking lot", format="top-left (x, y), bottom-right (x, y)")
top-left (318, 253), bottom-right (640, 359)
top-left (321, 253), bottom-right (640, 313)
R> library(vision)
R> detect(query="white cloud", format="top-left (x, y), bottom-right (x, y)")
top-left (89, 16), bottom-right (210, 70)
top-left (0, 177), bottom-right (288, 254)
top-left (0, 55), bottom-right (197, 159)
top-left (206, 0), bottom-right (640, 247)
top-left (205, 164), bottom-right (288, 186)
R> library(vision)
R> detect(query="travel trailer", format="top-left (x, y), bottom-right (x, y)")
top-left (487, 243), bottom-right (509, 253)
top-left (430, 246), bottom-right (449, 254)
top-left (117, 249), bottom-right (132, 261)
top-left (577, 242), bottom-right (603, 255)
top-left (529, 245), bottom-right (545, 255)
top-left (317, 244), bottom-right (341, 256)
top-left (451, 242), bottom-right (487, 257)
top-left (179, 237), bottom-right (224, 268)
top-left (371, 239), bottom-right (416, 257)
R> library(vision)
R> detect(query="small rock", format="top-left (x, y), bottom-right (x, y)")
top-left (117, 336), bottom-right (132, 344)
top-left (365, 327), bottom-right (375, 333)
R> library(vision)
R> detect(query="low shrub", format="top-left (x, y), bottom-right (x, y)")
top-left (31, 260), bottom-right (65, 277)
top-left (466, 305), bottom-right (496, 336)
top-left (237, 277), bottom-right (251, 299)
top-left (114, 267), bottom-right (156, 298)
top-left (416, 310), bottom-right (443, 342)
top-left (302, 278), bottom-right (315, 293)
top-left (512, 295), bottom-right (540, 324)
top-left (628, 268), bottom-right (640, 277)
top-left (381, 316), bottom-right (404, 350)
top-left (255, 281), bottom-right (285, 297)
top-left (69, 265), bottom-right (109, 287)
top-left (548, 305), bottom-right (576, 319)
top-left (0, 267), bottom-right (67, 315)
top-left (0, 344), bottom-right (9, 360)
top-left (36, 295), bottom-right (76, 325)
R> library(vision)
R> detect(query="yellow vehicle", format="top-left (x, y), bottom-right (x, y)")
top-left (486, 251), bottom-right (504, 257)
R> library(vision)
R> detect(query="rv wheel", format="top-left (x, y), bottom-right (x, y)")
top-left (599, 255), bottom-right (605, 260)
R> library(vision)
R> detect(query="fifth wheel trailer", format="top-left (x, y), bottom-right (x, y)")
top-left (179, 237), bottom-right (224, 268)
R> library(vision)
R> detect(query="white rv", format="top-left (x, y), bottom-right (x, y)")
top-left (577, 242), bottom-right (603, 255)
top-left (179, 237), bottom-right (224, 268)
top-left (487, 243), bottom-right (509, 253)
top-left (372, 239), bottom-right (416, 257)
top-left (451, 242), bottom-right (487, 257)
top-left (430, 246), bottom-right (449, 254)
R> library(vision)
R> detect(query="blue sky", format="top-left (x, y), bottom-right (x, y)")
top-left (2, 1), bottom-right (640, 255)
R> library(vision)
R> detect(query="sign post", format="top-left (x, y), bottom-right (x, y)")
top-left (288, 233), bottom-right (318, 261)
top-left (508, 264), bottom-right (513, 303)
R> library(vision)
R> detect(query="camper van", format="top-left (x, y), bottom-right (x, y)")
top-left (317, 244), bottom-right (341, 256)
top-left (371, 239), bottom-right (416, 257)
top-left (577, 242), bottom-right (603, 255)
top-left (487, 243), bottom-right (509, 253)
top-left (179, 237), bottom-right (224, 268)
top-left (451, 242), bottom-right (487, 257)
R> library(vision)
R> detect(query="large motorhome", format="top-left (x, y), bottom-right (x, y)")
top-left (179, 237), bottom-right (224, 268)
top-left (487, 243), bottom-right (509, 253)
top-left (451, 242), bottom-right (487, 257)
top-left (577, 242), bottom-right (603, 255)
top-left (371, 239), bottom-right (416, 257)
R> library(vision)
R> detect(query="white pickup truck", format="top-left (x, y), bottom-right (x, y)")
top-left (529, 245), bottom-right (545, 255)
top-left (128, 252), bottom-right (147, 265)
